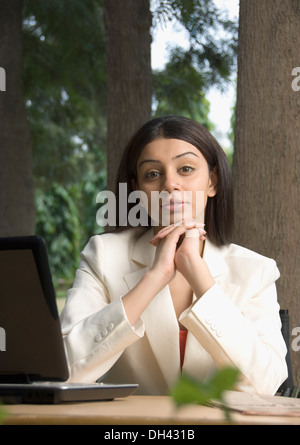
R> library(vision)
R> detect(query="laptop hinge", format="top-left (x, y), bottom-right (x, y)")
top-left (0, 374), bottom-right (31, 384)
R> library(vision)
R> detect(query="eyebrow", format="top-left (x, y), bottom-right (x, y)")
top-left (138, 151), bottom-right (199, 168)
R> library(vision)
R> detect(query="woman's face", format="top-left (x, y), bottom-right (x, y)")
top-left (135, 138), bottom-right (217, 231)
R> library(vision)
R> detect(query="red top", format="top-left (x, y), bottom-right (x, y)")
top-left (179, 330), bottom-right (188, 369)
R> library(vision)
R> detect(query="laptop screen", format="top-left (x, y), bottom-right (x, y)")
top-left (0, 236), bottom-right (69, 383)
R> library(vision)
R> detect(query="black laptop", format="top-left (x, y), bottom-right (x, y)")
top-left (0, 235), bottom-right (138, 404)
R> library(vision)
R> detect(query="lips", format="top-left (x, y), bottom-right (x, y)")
top-left (161, 192), bottom-right (186, 207)
top-left (161, 198), bottom-right (185, 210)
top-left (164, 198), bottom-right (184, 205)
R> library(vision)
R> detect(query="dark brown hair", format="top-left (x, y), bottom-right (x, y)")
top-left (115, 115), bottom-right (233, 246)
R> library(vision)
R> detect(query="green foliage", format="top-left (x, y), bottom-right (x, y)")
top-left (152, 0), bottom-right (238, 87)
top-left (153, 47), bottom-right (213, 128)
top-left (22, 0), bottom-right (107, 189)
top-left (0, 403), bottom-right (7, 425)
top-left (22, 0), bottom-right (106, 98)
top-left (36, 183), bottom-right (81, 282)
top-left (35, 175), bottom-right (106, 284)
top-left (22, 0), bottom-right (107, 282)
top-left (170, 366), bottom-right (240, 421)
top-left (152, 0), bottom-right (238, 129)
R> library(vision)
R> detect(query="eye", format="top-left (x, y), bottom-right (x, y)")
top-left (179, 166), bottom-right (194, 174)
top-left (144, 170), bottom-right (160, 180)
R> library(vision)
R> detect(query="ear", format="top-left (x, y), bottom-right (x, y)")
top-left (208, 167), bottom-right (218, 197)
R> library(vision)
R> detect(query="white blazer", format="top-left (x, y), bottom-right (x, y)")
top-left (60, 227), bottom-right (288, 395)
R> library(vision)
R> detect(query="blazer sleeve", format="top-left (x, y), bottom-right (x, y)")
top-left (60, 236), bottom-right (144, 383)
top-left (179, 260), bottom-right (288, 395)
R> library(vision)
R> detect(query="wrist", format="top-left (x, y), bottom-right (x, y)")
top-left (181, 258), bottom-right (215, 297)
top-left (146, 268), bottom-right (170, 290)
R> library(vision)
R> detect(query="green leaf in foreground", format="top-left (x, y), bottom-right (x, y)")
top-left (0, 403), bottom-right (7, 425)
top-left (170, 367), bottom-right (240, 421)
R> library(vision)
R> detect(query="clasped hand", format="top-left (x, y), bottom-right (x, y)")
top-left (149, 222), bottom-right (206, 286)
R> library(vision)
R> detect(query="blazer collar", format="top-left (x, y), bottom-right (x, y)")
top-left (131, 228), bottom-right (156, 268)
top-left (130, 227), bottom-right (228, 279)
top-left (202, 239), bottom-right (228, 278)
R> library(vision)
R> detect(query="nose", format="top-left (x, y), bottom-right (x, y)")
top-left (161, 170), bottom-right (181, 193)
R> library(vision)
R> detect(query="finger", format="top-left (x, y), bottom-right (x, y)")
top-left (156, 219), bottom-right (204, 237)
top-left (150, 221), bottom-right (205, 245)
top-left (175, 220), bottom-right (205, 229)
top-left (184, 228), bottom-right (202, 238)
top-left (150, 224), bottom-right (187, 247)
top-left (184, 226), bottom-right (206, 239)
top-left (149, 225), bottom-right (174, 246)
top-left (182, 227), bottom-right (206, 246)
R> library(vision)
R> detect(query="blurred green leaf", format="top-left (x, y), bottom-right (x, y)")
top-left (208, 366), bottom-right (240, 398)
top-left (0, 403), bottom-right (7, 425)
top-left (170, 367), bottom-right (240, 421)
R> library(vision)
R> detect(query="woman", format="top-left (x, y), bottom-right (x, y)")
top-left (60, 116), bottom-right (287, 395)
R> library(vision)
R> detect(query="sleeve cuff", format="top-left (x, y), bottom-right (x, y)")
top-left (64, 297), bottom-right (145, 381)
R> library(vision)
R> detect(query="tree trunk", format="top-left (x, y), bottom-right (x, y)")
top-left (233, 0), bottom-right (300, 386)
top-left (0, 0), bottom-right (35, 236)
top-left (104, 0), bottom-right (152, 193)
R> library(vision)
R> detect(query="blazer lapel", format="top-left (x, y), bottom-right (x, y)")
top-left (182, 241), bottom-right (242, 377)
top-left (124, 229), bottom-right (181, 387)
top-left (202, 239), bottom-right (228, 278)
top-left (203, 240), bottom-right (242, 304)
